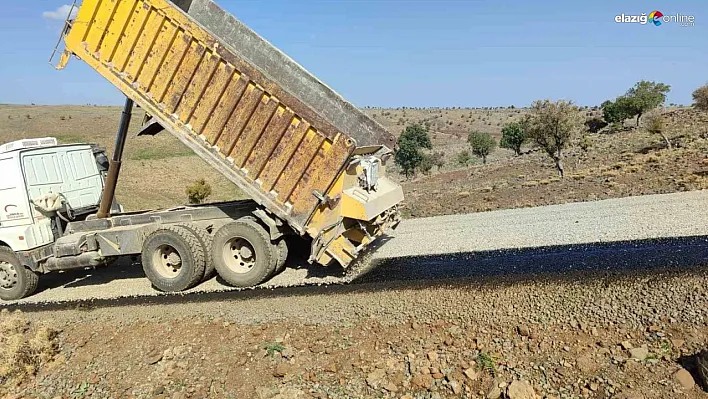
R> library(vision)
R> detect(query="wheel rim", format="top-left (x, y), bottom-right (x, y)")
top-left (0, 261), bottom-right (18, 289)
top-left (151, 244), bottom-right (183, 279)
top-left (222, 237), bottom-right (256, 274)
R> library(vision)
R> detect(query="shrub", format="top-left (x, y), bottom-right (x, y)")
top-left (646, 113), bottom-right (671, 149)
top-left (579, 134), bottom-right (591, 153)
top-left (186, 179), bottom-right (212, 204)
top-left (522, 99), bottom-right (584, 178)
top-left (601, 98), bottom-right (633, 125)
top-left (429, 151), bottom-right (445, 171)
top-left (418, 154), bottom-right (434, 175)
top-left (584, 117), bottom-right (608, 133)
top-left (693, 83), bottom-right (708, 111)
top-left (500, 122), bottom-right (526, 156)
top-left (468, 131), bottom-right (496, 164)
top-left (457, 150), bottom-right (472, 166)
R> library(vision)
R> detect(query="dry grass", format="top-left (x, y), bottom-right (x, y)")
top-left (0, 310), bottom-right (59, 387)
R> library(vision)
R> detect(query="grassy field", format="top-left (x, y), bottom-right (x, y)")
top-left (1, 104), bottom-right (706, 216)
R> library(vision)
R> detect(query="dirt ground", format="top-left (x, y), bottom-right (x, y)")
top-left (3, 264), bottom-right (708, 399)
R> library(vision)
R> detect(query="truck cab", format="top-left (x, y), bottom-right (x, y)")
top-left (0, 138), bottom-right (117, 300)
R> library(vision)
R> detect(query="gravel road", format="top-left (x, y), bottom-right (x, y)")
top-left (4, 190), bottom-right (707, 306)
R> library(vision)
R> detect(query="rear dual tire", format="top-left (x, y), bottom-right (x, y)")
top-left (141, 226), bottom-right (205, 292)
top-left (212, 218), bottom-right (288, 287)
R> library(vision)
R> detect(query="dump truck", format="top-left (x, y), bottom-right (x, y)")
top-left (0, 0), bottom-right (403, 300)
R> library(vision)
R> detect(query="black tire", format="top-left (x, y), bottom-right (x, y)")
top-left (0, 247), bottom-right (39, 301)
top-left (176, 223), bottom-right (216, 281)
top-left (141, 226), bottom-right (205, 292)
top-left (212, 218), bottom-right (276, 287)
top-left (273, 237), bottom-right (289, 275)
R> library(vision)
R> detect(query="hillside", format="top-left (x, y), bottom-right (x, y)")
top-left (1, 105), bottom-right (706, 216)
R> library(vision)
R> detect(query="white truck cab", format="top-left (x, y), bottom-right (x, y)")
top-left (0, 138), bottom-right (108, 252)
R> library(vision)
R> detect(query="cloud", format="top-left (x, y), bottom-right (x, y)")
top-left (42, 4), bottom-right (77, 21)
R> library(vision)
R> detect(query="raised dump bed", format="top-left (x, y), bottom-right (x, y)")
top-left (54, 0), bottom-right (403, 268)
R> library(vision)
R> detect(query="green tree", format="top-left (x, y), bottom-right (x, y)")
top-left (399, 123), bottom-right (432, 150)
top-left (693, 83), bottom-right (708, 111)
top-left (624, 80), bottom-right (671, 126)
top-left (601, 98), bottom-right (634, 125)
top-left (522, 99), bottom-right (584, 178)
top-left (499, 122), bottom-right (526, 156)
top-left (467, 131), bottom-right (496, 164)
top-left (394, 124), bottom-right (432, 178)
top-left (394, 139), bottom-right (423, 178)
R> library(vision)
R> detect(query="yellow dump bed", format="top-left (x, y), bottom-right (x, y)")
top-left (56, 0), bottom-right (403, 267)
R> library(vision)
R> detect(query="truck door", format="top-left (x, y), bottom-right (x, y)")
top-left (0, 156), bottom-right (33, 229)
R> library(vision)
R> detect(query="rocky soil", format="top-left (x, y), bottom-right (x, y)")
top-left (3, 264), bottom-right (708, 398)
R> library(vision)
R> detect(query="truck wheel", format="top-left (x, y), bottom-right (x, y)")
top-left (212, 218), bottom-right (276, 287)
top-left (176, 223), bottom-right (215, 282)
top-left (141, 226), bottom-right (205, 292)
top-left (274, 238), bottom-right (289, 275)
top-left (0, 247), bottom-right (39, 301)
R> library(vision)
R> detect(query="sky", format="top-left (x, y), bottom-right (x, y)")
top-left (0, 0), bottom-right (705, 108)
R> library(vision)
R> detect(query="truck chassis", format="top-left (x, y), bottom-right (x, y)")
top-left (7, 199), bottom-right (290, 300)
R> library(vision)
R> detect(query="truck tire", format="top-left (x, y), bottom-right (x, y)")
top-left (141, 226), bottom-right (205, 292)
top-left (0, 247), bottom-right (39, 301)
top-left (212, 218), bottom-right (276, 287)
top-left (274, 238), bottom-right (289, 275)
top-left (176, 223), bottom-right (215, 282)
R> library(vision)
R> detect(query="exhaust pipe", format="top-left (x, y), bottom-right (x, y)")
top-left (43, 251), bottom-right (105, 272)
top-left (97, 97), bottom-right (133, 219)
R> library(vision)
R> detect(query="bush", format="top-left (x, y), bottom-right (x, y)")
top-left (429, 151), bottom-right (445, 171)
top-left (186, 179), bottom-right (212, 204)
top-left (693, 84), bottom-right (708, 111)
top-left (500, 122), bottom-right (526, 156)
top-left (579, 134), bottom-right (591, 153)
top-left (601, 98), bottom-right (633, 125)
top-left (646, 113), bottom-right (671, 149)
top-left (457, 150), bottom-right (472, 166)
top-left (418, 154), bottom-right (434, 175)
top-left (468, 131), bottom-right (496, 164)
top-left (522, 99), bottom-right (584, 178)
top-left (584, 117), bottom-right (608, 133)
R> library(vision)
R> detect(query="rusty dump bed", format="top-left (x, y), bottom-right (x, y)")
top-left (56, 0), bottom-right (403, 267)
